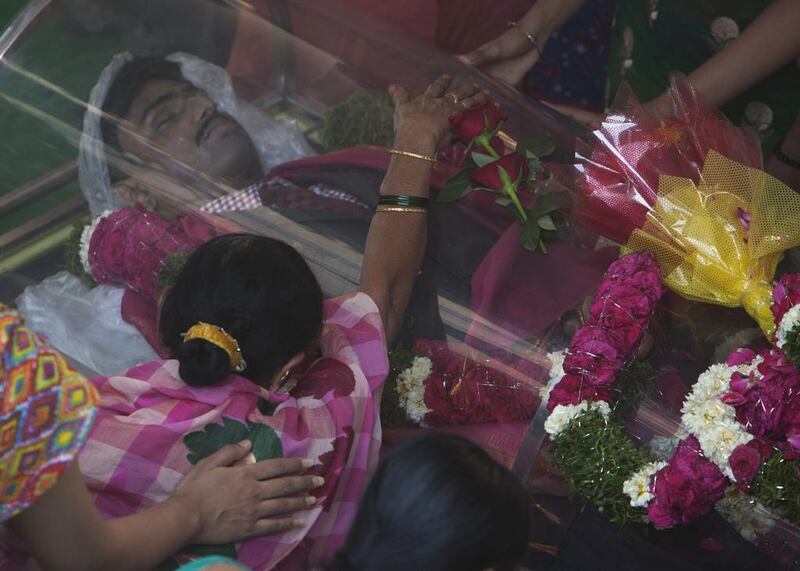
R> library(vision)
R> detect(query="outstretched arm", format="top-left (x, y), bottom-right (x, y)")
top-left (359, 76), bottom-right (486, 344)
top-left (11, 445), bottom-right (319, 571)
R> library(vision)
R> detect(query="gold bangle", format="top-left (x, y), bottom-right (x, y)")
top-left (508, 21), bottom-right (542, 55)
top-left (389, 149), bottom-right (437, 164)
top-left (376, 205), bottom-right (427, 214)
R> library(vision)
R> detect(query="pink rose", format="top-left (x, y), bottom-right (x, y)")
top-left (728, 443), bottom-right (762, 484)
top-left (592, 283), bottom-right (653, 322)
top-left (564, 326), bottom-right (623, 386)
top-left (772, 274), bottom-right (800, 324)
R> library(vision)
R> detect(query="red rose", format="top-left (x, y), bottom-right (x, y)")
top-left (546, 373), bottom-right (613, 412)
top-left (469, 153), bottom-right (529, 191)
top-left (450, 101), bottom-right (503, 143)
top-left (728, 442), bottom-right (762, 484)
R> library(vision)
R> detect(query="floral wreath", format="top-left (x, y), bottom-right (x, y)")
top-left (540, 250), bottom-right (800, 541)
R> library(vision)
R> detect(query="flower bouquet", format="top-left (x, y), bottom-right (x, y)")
top-left (382, 339), bottom-right (539, 427)
top-left (440, 101), bottom-right (566, 252)
top-left (572, 77), bottom-right (800, 337)
top-left (78, 205), bottom-right (218, 302)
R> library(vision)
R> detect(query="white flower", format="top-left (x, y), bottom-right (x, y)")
top-left (545, 400), bottom-right (611, 436)
top-left (680, 359), bottom-right (758, 480)
top-left (396, 356), bottom-right (433, 425)
top-left (623, 461), bottom-right (667, 507)
top-left (540, 349), bottom-right (567, 404)
top-left (712, 328), bottom-right (761, 364)
top-left (776, 304), bottom-right (800, 349)
top-left (79, 210), bottom-right (113, 277)
top-left (716, 491), bottom-right (776, 542)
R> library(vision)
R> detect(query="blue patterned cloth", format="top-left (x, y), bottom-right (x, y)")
top-left (175, 556), bottom-right (249, 570)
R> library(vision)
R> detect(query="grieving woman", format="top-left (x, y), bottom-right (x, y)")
top-left (76, 76), bottom-right (486, 570)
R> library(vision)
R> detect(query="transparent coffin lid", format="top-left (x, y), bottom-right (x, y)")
top-left (0, 0), bottom-right (622, 479)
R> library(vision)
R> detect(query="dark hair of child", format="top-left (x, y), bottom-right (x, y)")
top-left (330, 433), bottom-right (530, 571)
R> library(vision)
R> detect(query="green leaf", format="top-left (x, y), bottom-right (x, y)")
top-left (438, 169), bottom-right (474, 203)
top-left (247, 422), bottom-right (283, 460)
top-left (538, 214), bottom-right (556, 231)
top-left (527, 155), bottom-right (544, 173)
top-left (471, 152), bottom-right (496, 167)
top-left (520, 217), bottom-right (541, 252)
top-left (516, 132), bottom-right (555, 159)
top-left (527, 193), bottom-right (559, 218)
top-left (495, 197), bottom-right (512, 207)
top-left (184, 417), bottom-right (282, 465)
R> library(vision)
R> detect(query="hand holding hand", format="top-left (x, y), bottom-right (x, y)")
top-left (171, 441), bottom-right (323, 545)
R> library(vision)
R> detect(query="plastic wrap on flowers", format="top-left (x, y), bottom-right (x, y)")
top-left (572, 77), bottom-right (800, 336)
top-left (79, 205), bottom-right (218, 302)
top-left (572, 77), bottom-right (762, 245)
top-left (382, 339), bottom-right (540, 427)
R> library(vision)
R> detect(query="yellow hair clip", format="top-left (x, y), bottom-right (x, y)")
top-left (182, 322), bottom-right (246, 372)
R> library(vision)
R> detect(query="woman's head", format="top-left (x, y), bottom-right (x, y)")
top-left (159, 234), bottom-right (323, 387)
top-left (332, 433), bottom-right (530, 571)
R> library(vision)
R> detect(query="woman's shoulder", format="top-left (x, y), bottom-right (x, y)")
top-left (320, 293), bottom-right (388, 390)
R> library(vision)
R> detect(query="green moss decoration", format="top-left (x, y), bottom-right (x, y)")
top-left (782, 325), bottom-right (800, 371)
top-left (550, 408), bottom-right (652, 526)
top-left (321, 91), bottom-right (395, 153)
top-left (750, 451), bottom-right (800, 523)
top-left (380, 346), bottom-right (417, 429)
top-left (63, 218), bottom-right (96, 287)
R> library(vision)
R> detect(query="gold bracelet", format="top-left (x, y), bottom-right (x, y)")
top-left (389, 149), bottom-right (437, 164)
top-left (376, 205), bottom-right (427, 214)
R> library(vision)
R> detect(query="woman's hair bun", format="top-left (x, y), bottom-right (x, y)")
top-left (175, 338), bottom-right (231, 387)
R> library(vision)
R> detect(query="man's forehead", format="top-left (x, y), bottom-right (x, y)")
top-left (128, 78), bottom-right (195, 123)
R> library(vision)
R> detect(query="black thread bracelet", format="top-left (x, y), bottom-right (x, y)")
top-left (775, 140), bottom-right (800, 170)
top-left (378, 195), bottom-right (430, 208)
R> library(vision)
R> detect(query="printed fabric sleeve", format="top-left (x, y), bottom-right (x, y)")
top-left (0, 304), bottom-right (97, 523)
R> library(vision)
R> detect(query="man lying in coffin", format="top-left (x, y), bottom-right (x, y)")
top-left (50, 51), bottom-right (612, 374)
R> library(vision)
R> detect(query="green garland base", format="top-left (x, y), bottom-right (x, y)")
top-left (751, 451), bottom-right (800, 524)
top-left (380, 347), bottom-right (417, 429)
top-left (551, 408), bottom-right (651, 526)
top-left (783, 325), bottom-right (800, 371)
top-left (320, 91), bottom-right (395, 153)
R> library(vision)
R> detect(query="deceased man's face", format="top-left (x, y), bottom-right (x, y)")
top-left (117, 78), bottom-right (262, 188)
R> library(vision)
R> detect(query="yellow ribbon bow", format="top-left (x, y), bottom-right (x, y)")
top-left (624, 151), bottom-right (800, 337)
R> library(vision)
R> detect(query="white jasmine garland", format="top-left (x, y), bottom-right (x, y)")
top-left (79, 210), bottom-right (112, 276)
top-left (680, 357), bottom-right (762, 480)
top-left (776, 304), bottom-right (800, 349)
top-left (623, 461), bottom-right (667, 507)
top-left (544, 400), bottom-right (611, 437)
top-left (396, 356), bottom-right (433, 425)
top-left (540, 349), bottom-right (567, 405)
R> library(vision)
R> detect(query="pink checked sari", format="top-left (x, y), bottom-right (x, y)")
top-left (78, 292), bottom-right (388, 570)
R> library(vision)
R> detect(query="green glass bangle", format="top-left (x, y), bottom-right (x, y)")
top-left (378, 195), bottom-right (430, 208)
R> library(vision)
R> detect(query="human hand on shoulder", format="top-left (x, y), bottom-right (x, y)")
top-left (170, 441), bottom-right (324, 544)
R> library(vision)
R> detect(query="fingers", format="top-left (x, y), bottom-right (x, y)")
top-left (199, 440), bottom-right (252, 469)
top-left (459, 39), bottom-right (503, 67)
top-left (259, 474), bottom-right (324, 500)
top-left (258, 495), bottom-right (316, 518)
top-left (457, 89), bottom-right (490, 111)
top-left (387, 83), bottom-right (410, 107)
top-left (424, 74), bottom-right (452, 99)
top-left (247, 456), bottom-right (314, 480)
top-left (446, 80), bottom-right (481, 103)
top-left (250, 516), bottom-right (301, 537)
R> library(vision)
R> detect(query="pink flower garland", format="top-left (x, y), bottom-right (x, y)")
top-left (546, 252), bottom-right (664, 412)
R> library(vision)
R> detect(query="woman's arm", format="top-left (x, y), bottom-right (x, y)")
top-left (653, 0), bottom-right (800, 109)
top-left (458, 0), bottom-right (587, 86)
top-left (359, 76), bottom-right (486, 344)
top-left (11, 445), bottom-right (319, 571)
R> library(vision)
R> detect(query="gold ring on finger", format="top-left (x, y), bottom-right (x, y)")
top-left (446, 92), bottom-right (460, 105)
top-left (460, 100), bottom-right (471, 109)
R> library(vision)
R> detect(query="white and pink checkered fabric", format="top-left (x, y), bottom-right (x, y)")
top-left (200, 186), bottom-right (262, 214)
top-left (78, 293), bottom-right (388, 570)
